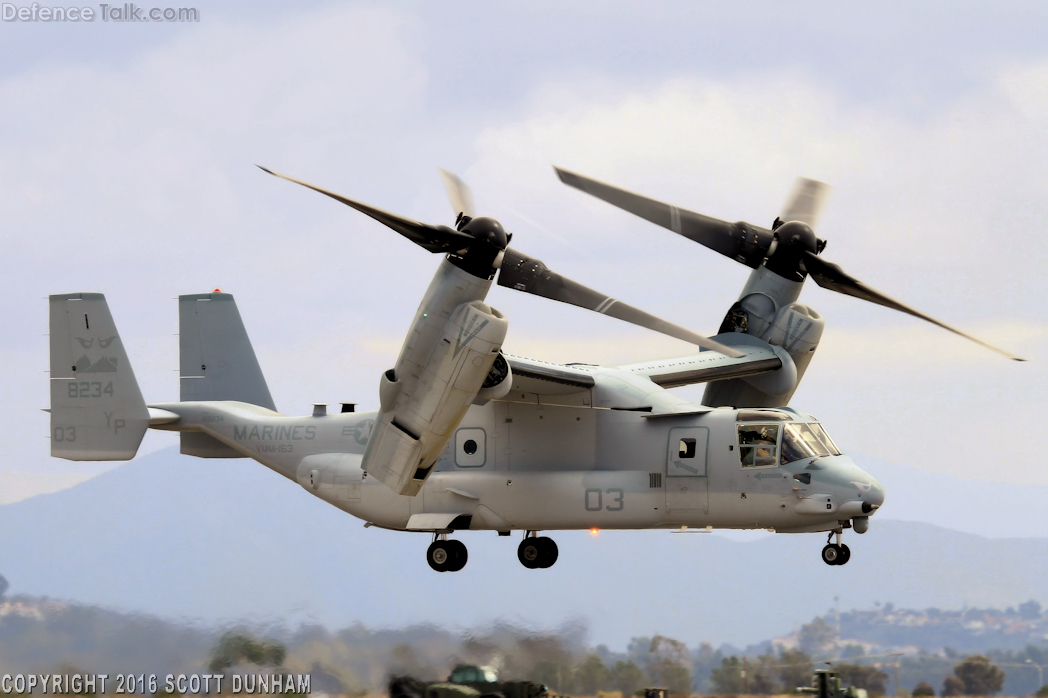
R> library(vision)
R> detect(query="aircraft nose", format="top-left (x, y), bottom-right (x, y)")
top-left (861, 470), bottom-right (886, 510)
top-left (832, 456), bottom-right (886, 513)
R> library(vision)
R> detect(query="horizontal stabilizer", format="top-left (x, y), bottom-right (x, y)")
top-left (49, 293), bottom-right (148, 460)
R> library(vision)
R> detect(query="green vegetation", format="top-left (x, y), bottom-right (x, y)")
top-left (834, 664), bottom-right (889, 695)
top-left (207, 630), bottom-right (286, 672)
top-left (708, 649), bottom-right (814, 695)
top-left (799, 618), bottom-right (838, 656)
top-left (1, 588), bottom-right (1045, 697)
top-left (942, 674), bottom-right (965, 696)
top-left (951, 655), bottom-right (1005, 696)
top-left (609, 659), bottom-right (646, 695)
top-left (910, 681), bottom-right (935, 696)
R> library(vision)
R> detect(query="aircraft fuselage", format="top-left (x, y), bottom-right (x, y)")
top-left (151, 373), bottom-right (884, 538)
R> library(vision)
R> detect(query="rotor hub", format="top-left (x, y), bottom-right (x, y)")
top-left (452, 216), bottom-right (510, 279)
top-left (462, 216), bottom-right (509, 251)
top-left (775, 221), bottom-right (818, 254)
top-left (764, 220), bottom-right (819, 281)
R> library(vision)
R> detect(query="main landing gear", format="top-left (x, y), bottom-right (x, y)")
top-left (518, 532), bottom-right (558, 569)
top-left (425, 532), bottom-right (559, 571)
top-left (821, 530), bottom-right (851, 566)
top-left (427, 534), bottom-right (467, 572)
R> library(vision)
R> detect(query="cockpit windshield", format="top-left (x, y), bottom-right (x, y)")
top-left (809, 423), bottom-right (841, 455)
top-left (779, 423), bottom-right (842, 465)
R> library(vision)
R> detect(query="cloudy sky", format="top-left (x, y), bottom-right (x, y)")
top-left (2, 3), bottom-right (1047, 545)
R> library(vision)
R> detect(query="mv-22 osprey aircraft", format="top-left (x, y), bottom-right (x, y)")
top-left (48, 166), bottom-right (1021, 571)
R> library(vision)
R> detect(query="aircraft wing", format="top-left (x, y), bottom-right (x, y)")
top-left (505, 355), bottom-right (596, 395)
top-left (615, 334), bottom-right (784, 388)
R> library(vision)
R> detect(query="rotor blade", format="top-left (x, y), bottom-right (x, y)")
top-left (555, 166), bottom-right (774, 267)
top-left (438, 168), bottom-right (476, 219)
top-left (802, 251), bottom-right (1025, 361)
top-left (258, 166), bottom-right (473, 254)
top-left (780, 177), bottom-right (832, 228)
top-left (498, 248), bottom-right (745, 357)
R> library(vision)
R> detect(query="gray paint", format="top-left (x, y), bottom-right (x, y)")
top-left (178, 293), bottom-right (276, 409)
top-left (143, 389), bottom-right (884, 538)
top-left (49, 292), bottom-right (886, 567)
top-left (48, 293), bottom-right (149, 461)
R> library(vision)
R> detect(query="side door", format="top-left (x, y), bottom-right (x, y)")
top-left (666, 426), bottom-right (709, 513)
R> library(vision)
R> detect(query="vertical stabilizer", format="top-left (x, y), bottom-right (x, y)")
top-left (179, 293), bottom-right (275, 409)
top-left (179, 293), bottom-right (275, 458)
top-left (49, 293), bottom-right (149, 460)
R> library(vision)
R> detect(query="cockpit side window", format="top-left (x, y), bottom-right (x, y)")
top-left (737, 423), bottom-right (780, 468)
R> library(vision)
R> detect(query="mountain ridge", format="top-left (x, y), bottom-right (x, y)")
top-left (2, 447), bottom-right (1046, 648)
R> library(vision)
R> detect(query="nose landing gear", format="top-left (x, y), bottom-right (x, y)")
top-left (821, 530), bottom-right (851, 566)
top-left (518, 532), bottom-right (558, 569)
top-left (427, 534), bottom-right (468, 572)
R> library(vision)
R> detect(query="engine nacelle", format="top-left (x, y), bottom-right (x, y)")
top-left (761, 301), bottom-right (825, 386)
top-left (473, 351), bottom-right (512, 404)
top-left (705, 295), bottom-right (826, 408)
top-left (363, 299), bottom-right (509, 496)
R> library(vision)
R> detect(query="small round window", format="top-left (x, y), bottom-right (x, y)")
top-left (455, 428), bottom-right (486, 467)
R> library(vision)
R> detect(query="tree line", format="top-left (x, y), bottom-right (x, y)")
top-left (3, 586), bottom-right (1047, 697)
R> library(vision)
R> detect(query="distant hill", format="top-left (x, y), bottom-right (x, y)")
top-left (2, 447), bottom-right (1048, 649)
top-left (0, 594), bottom-right (213, 676)
top-left (834, 602), bottom-right (1048, 653)
top-left (0, 593), bottom-right (575, 691)
top-left (851, 456), bottom-right (1048, 539)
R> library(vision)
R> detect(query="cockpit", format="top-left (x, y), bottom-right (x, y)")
top-left (737, 418), bottom-right (842, 468)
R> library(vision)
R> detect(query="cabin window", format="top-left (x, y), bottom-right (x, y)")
top-left (455, 428), bottom-right (486, 467)
top-left (737, 423), bottom-right (781, 468)
top-left (679, 438), bottom-right (697, 459)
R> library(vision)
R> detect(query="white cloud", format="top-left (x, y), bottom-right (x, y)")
top-left (0, 5), bottom-right (441, 476)
top-left (459, 72), bottom-right (1048, 486)
top-left (466, 69), bottom-right (1048, 307)
top-left (3, 6), bottom-right (1048, 502)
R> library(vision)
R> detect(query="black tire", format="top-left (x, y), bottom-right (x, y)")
top-left (518, 538), bottom-right (542, 569)
top-left (446, 539), bottom-right (468, 571)
top-left (535, 536), bottom-right (559, 568)
top-left (821, 543), bottom-right (841, 566)
top-left (427, 541), bottom-right (452, 572)
top-left (837, 543), bottom-right (851, 565)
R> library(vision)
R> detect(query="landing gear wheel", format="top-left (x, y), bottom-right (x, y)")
top-left (821, 544), bottom-right (842, 566)
top-left (535, 536), bottom-right (558, 568)
top-left (427, 541), bottom-right (453, 572)
top-left (446, 540), bottom-right (468, 571)
top-left (518, 537), bottom-right (542, 569)
top-left (836, 543), bottom-right (851, 566)
top-left (518, 536), bottom-right (558, 569)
